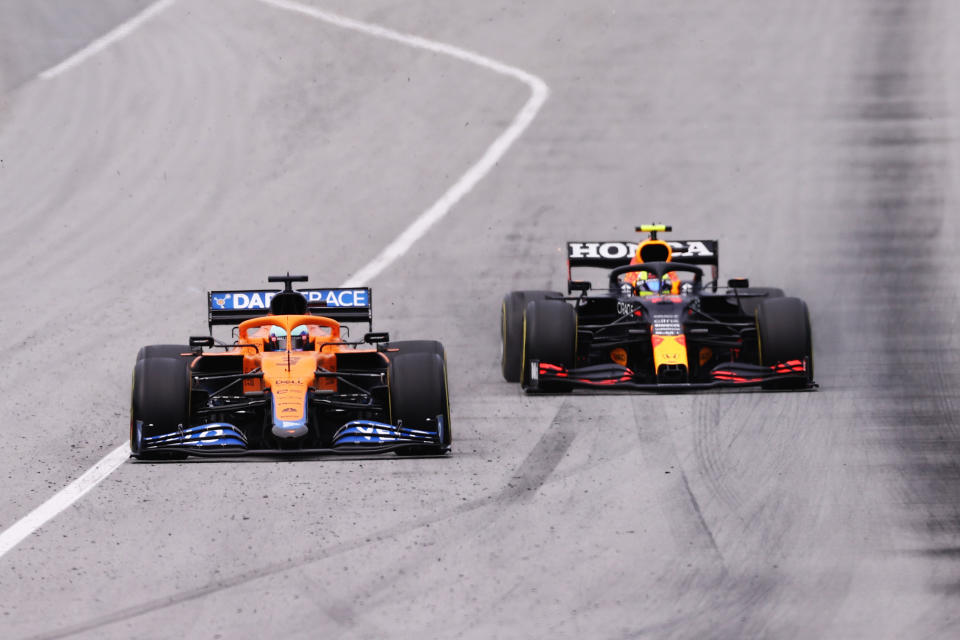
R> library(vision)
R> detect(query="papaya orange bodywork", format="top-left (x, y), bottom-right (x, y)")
top-left (207, 314), bottom-right (382, 406)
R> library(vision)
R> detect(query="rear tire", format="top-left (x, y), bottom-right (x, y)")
top-left (388, 344), bottom-right (451, 455)
top-left (501, 290), bottom-right (563, 382)
top-left (756, 297), bottom-right (813, 389)
top-left (521, 299), bottom-right (577, 392)
top-left (130, 356), bottom-right (191, 460)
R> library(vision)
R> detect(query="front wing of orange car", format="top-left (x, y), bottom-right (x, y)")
top-left (135, 418), bottom-right (448, 457)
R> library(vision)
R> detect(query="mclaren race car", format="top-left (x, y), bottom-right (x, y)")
top-left (500, 225), bottom-right (815, 392)
top-left (130, 274), bottom-right (450, 459)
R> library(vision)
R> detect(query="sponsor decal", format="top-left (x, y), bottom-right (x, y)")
top-left (231, 292), bottom-right (273, 310)
top-left (568, 242), bottom-right (638, 260)
top-left (301, 288), bottom-right (369, 308)
top-left (652, 314), bottom-right (682, 336)
top-left (670, 241), bottom-right (714, 258)
top-left (194, 426), bottom-right (245, 446)
top-left (699, 347), bottom-right (713, 366)
top-left (617, 300), bottom-right (637, 316)
top-left (568, 241), bottom-right (715, 260)
top-left (659, 349), bottom-right (682, 363)
top-left (610, 348), bottom-right (628, 366)
top-left (210, 289), bottom-right (369, 311)
top-left (354, 425), bottom-right (397, 438)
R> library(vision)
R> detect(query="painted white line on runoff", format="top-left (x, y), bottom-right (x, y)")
top-left (0, 2), bottom-right (548, 561)
top-left (0, 445), bottom-right (129, 558)
top-left (0, 0), bottom-right (182, 561)
top-left (257, 0), bottom-right (550, 287)
top-left (39, 0), bottom-right (177, 80)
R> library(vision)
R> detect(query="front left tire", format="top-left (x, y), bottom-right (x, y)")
top-left (756, 297), bottom-right (813, 389)
top-left (521, 299), bottom-right (577, 392)
top-left (130, 356), bottom-right (191, 460)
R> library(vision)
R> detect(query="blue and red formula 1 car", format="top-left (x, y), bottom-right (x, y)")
top-left (500, 225), bottom-right (815, 392)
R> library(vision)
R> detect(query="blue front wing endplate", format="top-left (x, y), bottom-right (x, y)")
top-left (137, 418), bottom-right (445, 457)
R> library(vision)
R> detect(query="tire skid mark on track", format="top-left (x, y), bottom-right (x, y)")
top-left (23, 405), bottom-right (577, 639)
top-left (691, 395), bottom-right (751, 516)
top-left (301, 400), bottom-right (579, 636)
top-left (630, 397), bottom-right (724, 564)
top-left (849, 0), bottom-right (960, 580)
top-left (25, 497), bottom-right (495, 639)
top-left (496, 398), bottom-right (577, 504)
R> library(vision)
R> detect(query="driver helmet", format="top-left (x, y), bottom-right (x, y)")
top-left (634, 271), bottom-right (661, 296)
top-left (291, 325), bottom-right (310, 350)
top-left (267, 325), bottom-right (287, 351)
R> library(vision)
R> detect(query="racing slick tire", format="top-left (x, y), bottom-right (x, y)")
top-left (501, 290), bottom-right (564, 382)
top-left (738, 287), bottom-right (784, 317)
top-left (130, 356), bottom-right (191, 460)
top-left (383, 340), bottom-right (444, 358)
top-left (521, 299), bottom-right (577, 392)
top-left (136, 344), bottom-right (192, 361)
top-left (387, 343), bottom-right (451, 456)
top-left (756, 297), bottom-right (813, 390)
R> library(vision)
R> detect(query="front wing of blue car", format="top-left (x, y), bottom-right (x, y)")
top-left (525, 359), bottom-right (815, 392)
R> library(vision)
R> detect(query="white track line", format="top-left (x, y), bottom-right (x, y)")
top-left (0, 445), bottom-right (129, 557)
top-left (0, 1), bottom-right (548, 561)
top-left (0, 0), bottom-right (180, 562)
top-left (38, 0), bottom-right (177, 80)
top-left (257, 0), bottom-right (550, 286)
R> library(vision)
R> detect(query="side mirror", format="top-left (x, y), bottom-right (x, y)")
top-left (364, 332), bottom-right (390, 345)
top-left (727, 278), bottom-right (750, 289)
top-left (568, 280), bottom-right (591, 293)
top-left (189, 335), bottom-right (215, 353)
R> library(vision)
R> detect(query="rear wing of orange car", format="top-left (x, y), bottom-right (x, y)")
top-left (566, 240), bottom-right (719, 290)
top-left (207, 287), bottom-right (373, 330)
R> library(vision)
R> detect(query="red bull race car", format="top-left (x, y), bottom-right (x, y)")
top-left (500, 225), bottom-right (815, 392)
top-left (131, 274), bottom-right (450, 459)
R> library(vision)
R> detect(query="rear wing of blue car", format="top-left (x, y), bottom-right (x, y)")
top-left (207, 287), bottom-right (373, 330)
top-left (566, 240), bottom-right (719, 289)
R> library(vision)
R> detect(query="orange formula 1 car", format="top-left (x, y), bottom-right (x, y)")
top-left (130, 274), bottom-right (450, 459)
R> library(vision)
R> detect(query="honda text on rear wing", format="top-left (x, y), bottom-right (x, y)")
top-left (567, 237), bottom-right (719, 293)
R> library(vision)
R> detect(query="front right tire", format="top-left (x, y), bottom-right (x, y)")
top-left (386, 340), bottom-right (451, 455)
top-left (501, 290), bottom-right (563, 382)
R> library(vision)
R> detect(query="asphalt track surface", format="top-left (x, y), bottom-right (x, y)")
top-left (1, 1), bottom-right (960, 638)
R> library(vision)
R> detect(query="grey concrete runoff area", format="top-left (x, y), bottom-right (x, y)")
top-left (2, 0), bottom-right (960, 638)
